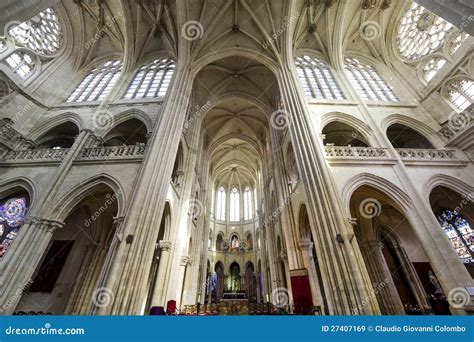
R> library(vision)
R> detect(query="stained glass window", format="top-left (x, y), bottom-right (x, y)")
top-left (216, 187), bottom-right (226, 221)
top-left (4, 51), bottom-right (36, 79)
top-left (0, 197), bottom-right (28, 259)
top-left (447, 78), bottom-right (474, 110)
top-left (123, 58), bottom-right (175, 99)
top-left (438, 209), bottom-right (474, 263)
top-left (295, 56), bottom-right (345, 100)
top-left (67, 60), bottom-right (123, 102)
top-left (230, 187), bottom-right (240, 222)
top-left (243, 186), bottom-right (253, 220)
top-left (344, 58), bottom-right (398, 102)
top-left (8, 8), bottom-right (62, 55)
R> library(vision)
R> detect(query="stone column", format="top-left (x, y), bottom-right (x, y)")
top-left (0, 218), bottom-right (63, 314)
top-left (392, 245), bottom-right (431, 312)
top-left (299, 240), bottom-right (323, 309)
top-left (95, 59), bottom-right (193, 314)
top-left (150, 241), bottom-right (172, 307)
top-left (361, 241), bottom-right (405, 315)
top-left (276, 58), bottom-right (379, 314)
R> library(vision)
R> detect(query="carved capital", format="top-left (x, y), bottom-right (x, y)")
top-left (158, 240), bottom-right (172, 251)
top-left (180, 255), bottom-right (192, 266)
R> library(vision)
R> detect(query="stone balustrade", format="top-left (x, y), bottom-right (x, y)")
top-left (395, 148), bottom-right (457, 161)
top-left (324, 145), bottom-right (389, 158)
top-left (0, 144), bottom-right (146, 164)
top-left (77, 144), bottom-right (146, 161)
top-left (0, 147), bottom-right (70, 163)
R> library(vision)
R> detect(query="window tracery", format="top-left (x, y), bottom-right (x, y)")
top-left (8, 8), bottom-right (62, 55)
top-left (295, 56), bottom-right (345, 100)
top-left (4, 51), bottom-right (36, 79)
top-left (447, 78), bottom-right (474, 110)
top-left (344, 58), bottom-right (398, 102)
top-left (123, 58), bottom-right (175, 99)
top-left (438, 209), bottom-right (474, 263)
top-left (67, 60), bottom-right (123, 102)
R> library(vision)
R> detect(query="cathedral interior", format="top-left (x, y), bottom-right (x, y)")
top-left (0, 0), bottom-right (473, 316)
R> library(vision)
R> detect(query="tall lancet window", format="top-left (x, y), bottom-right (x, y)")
top-left (8, 8), bottom-right (62, 55)
top-left (67, 60), bottom-right (123, 102)
top-left (243, 186), bottom-right (253, 220)
top-left (230, 187), bottom-right (240, 222)
top-left (123, 58), bottom-right (175, 99)
top-left (295, 56), bottom-right (345, 99)
top-left (216, 187), bottom-right (226, 221)
top-left (344, 58), bottom-right (398, 102)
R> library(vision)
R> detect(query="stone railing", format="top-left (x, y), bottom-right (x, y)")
top-left (324, 145), bottom-right (389, 158)
top-left (0, 144), bottom-right (146, 164)
top-left (0, 147), bottom-right (69, 163)
top-left (396, 148), bottom-right (457, 161)
top-left (76, 145), bottom-right (146, 161)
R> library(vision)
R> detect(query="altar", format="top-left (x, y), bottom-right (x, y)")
top-left (221, 292), bottom-right (246, 301)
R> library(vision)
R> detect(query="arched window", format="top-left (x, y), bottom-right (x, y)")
top-left (124, 58), bottom-right (175, 99)
top-left (295, 56), bottom-right (345, 100)
top-left (438, 209), bottom-right (474, 264)
top-left (216, 187), bottom-right (226, 221)
top-left (8, 8), bottom-right (62, 55)
top-left (447, 78), bottom-right (473, 110)
top-left (230, 187), bottom-right (240, 222)
top-left (4, 51), bottom-right (36, 79)
top-left (0, 196), bottom-right (29, 259)
top-left (67, 60), bottom-right (123, 102)
top-left (397, 3), bottom-right (466, 60)
top-left (243, 186), bottom-right (253, 220)
top-left (421, 57), bottom-right (447, 83)
top-left (344, 58), bottom-right (398, 102)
